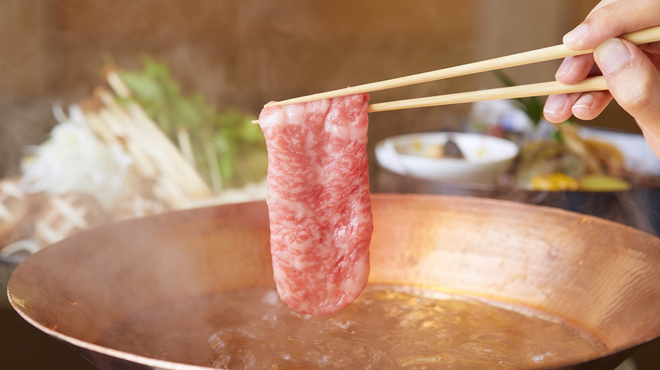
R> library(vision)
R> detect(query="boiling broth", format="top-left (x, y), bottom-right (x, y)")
top-left (99, 285), bottom-right (607, 369)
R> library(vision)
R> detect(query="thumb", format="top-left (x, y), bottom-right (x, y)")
top-left (594, 38), bottom-right (660, 137)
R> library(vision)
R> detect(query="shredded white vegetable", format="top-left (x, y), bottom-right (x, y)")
top-left (20, 104), bottom-right (132, 208)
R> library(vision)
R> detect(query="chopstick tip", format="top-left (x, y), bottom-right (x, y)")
top-left (263, 101), bottom-right (281, 108)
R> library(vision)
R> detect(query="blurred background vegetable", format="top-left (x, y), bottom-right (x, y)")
top-left (473, 72), bottom-right (633, 192)
top-left (116, 57), bottom-right (267, 193)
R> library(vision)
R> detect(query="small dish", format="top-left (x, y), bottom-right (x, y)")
top-left (375, 132), bottom-right (519, 184)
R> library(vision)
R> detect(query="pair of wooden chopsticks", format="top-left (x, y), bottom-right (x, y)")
top-left (253, 25), bottom-right (660, 123)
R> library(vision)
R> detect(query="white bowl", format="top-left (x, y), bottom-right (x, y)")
top-left (375, 132), bottom-right (519, 184)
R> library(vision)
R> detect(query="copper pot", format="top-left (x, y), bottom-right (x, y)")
top-left (8, 194), bottom-right (660, 369)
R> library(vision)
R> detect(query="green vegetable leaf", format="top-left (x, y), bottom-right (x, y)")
top-left (114, 56), bottom-right (267, 191)
top-left (551, 130), bottom-right (563, 143)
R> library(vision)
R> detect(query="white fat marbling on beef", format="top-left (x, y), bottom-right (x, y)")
top-left (258, 94), bottom-right (372, 316)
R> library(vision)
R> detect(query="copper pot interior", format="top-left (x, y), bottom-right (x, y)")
top-left (7, 194), bottom-right (660, 369)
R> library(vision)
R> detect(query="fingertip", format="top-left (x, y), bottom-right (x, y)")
top-left (555, 57), bottom-right (573, 78)
top-left (572, 94), bottom-right (594, 111)
top-left (572, 91), bottom-right (612, 121)
top-left (544, 94), bottom-right (567, 114)
top-left (572, 94), bottom-right (595, 120)
top-left (563, 24), bottom-right (589, 49)
top-left (544, 93), bottom-right (585, 123)
top-left (543, 94), bottom-right (569, 123)
top-left (543, 113), bottom-right (565, 124)
top-left (555, 54), bottom-right (596, 84)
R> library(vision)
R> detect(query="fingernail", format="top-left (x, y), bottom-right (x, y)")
top-left (544, 95), bottom-right (567, 114)
top-left (564, 24), bottom-right (589, 43)
top-left (555, 56), bottom-right (574, 77)
top-left (573, 94), bottom-right (594, 110)
top-left (598, 38), bottom-right (631, 75)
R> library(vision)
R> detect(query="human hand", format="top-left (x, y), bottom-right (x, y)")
top-left (542, 0), bottom-right (660, 157)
